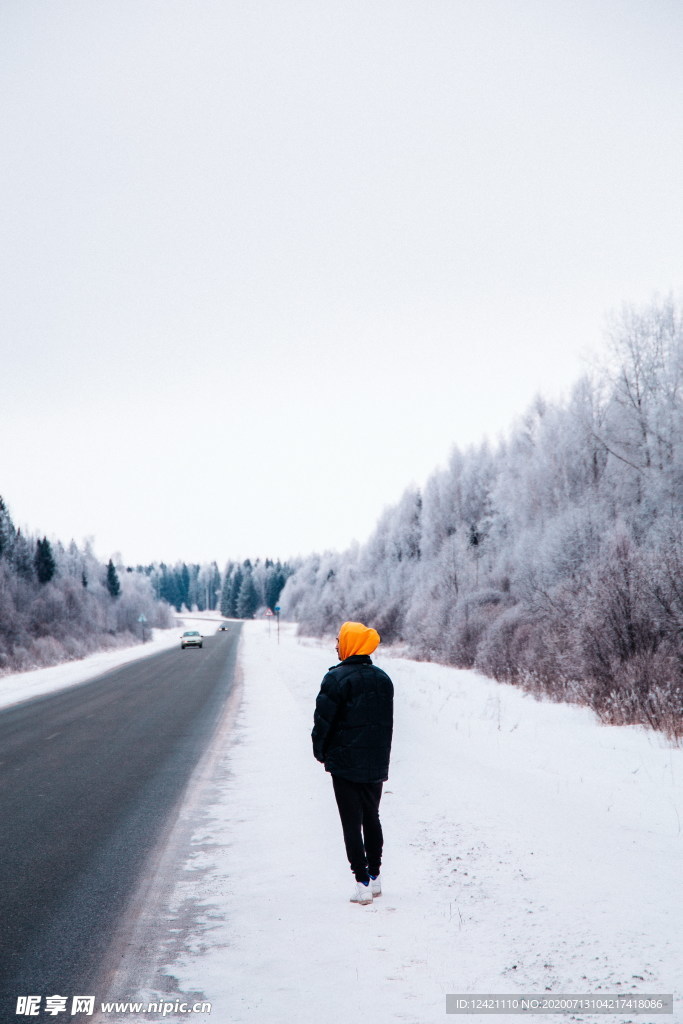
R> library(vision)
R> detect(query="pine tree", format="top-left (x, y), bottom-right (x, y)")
top-left (265, 560), bottom-right (290, 610)
top-left (0, 496), bottom-right (16, 559)
top-left (159, 564), bottom-right (181, 609)
top-left (106, 559), bottom-right (121, 598)
top-left (34, 537), bottom-right (57, 584)
top-left (220, 563), bottom-right (235, 617)
top-left (189, 563), bottom-right (198, 608)
top-left (228, 565), bottom-right (243, 617)
top-left (236, 571), bottom-right (259, 619)
top-left (13, 530), bottom-right (35, 580)
top-left (209, 562), bottom-right (222, 611)
top-left (178, 563), bottom-right (191, 610)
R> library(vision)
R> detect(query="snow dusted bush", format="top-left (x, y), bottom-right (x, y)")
top-left (10, 646), bottom-right (32, 672)
top-left (474, 604), bottom-right (535, 681)
top-left (61, 635), bottom-right (90, 660)
top-left (596, 651), bottom-right (680, 726)
top-left (31, 636), bottom-right (67, 668)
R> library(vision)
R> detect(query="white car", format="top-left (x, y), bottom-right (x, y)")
top-left (180, 630), bottom-right (203, 650)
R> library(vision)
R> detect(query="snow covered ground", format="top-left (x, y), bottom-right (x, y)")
top-left (3, 617), bottom-right (680, 1022)
top-left (131, 621), bottom-right (681, 1024)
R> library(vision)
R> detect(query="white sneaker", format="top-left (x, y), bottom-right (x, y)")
top-left (350, 880), bottom-right (373, 905)
top-left (369, 874), bottom-right (382, 897)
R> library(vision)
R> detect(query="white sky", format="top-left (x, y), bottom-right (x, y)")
top-left (1, 0), bottom-right (682, 567)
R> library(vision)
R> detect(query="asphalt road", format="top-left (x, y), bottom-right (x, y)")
top-left (0, 624), bottom-right (241, 1021)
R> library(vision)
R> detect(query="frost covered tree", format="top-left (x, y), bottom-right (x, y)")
top-left (12, 531), bottom-right (35, 581)
top-left (0, 497), bottom-right (16, 558)
top-left (219, 562), bottom-right (236, 617)
top-left (236, 569), bottom-right (259, 619)
top-left (264, 560), bottom-right (291, 611)
top-left (228, 564), bottom-right (244, 617)
top-left (280, 296), bottom-right (683, 738)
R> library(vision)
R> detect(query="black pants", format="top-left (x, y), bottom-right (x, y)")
top-left (331, 775), bottom-right (384, 883)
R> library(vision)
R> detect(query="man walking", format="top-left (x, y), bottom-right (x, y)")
top-left (312, 621), bottom-right (394, 905)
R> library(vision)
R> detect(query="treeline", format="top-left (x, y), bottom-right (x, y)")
top-left (0, 499), bottom-right (294, 676)
top-left (135, 558), bottom-right (292, 620)
top-left (0, 500), bottom-right (174, 676)
top-left (281, 297), bottom-right (683, 739)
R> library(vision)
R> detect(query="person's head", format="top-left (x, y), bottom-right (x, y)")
top-left (335, 621), bottom-right (381, 661)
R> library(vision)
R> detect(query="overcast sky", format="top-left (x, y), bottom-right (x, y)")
top-left (1, 0), bottom-right (682, 567)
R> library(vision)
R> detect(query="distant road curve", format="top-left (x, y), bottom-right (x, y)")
top-left (0, 624), bottom-right (242, 1021)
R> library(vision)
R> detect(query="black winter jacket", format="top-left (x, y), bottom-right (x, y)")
top-left (312, 654), bottom-right (394, 783)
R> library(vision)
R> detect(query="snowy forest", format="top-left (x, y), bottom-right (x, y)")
top-left (141, 559), bottom-right (292, 620)
top-left (281, 297), bottom-right (683, 739)
top-left (0, 500), bottom-right (293, 676)
top-left (0, 502), bottom-right (174, 675)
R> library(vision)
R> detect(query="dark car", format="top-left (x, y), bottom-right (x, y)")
top-left (180, 630), bottom-right (203, 650)
top-left (218, 623), bottom-right (230, 631)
